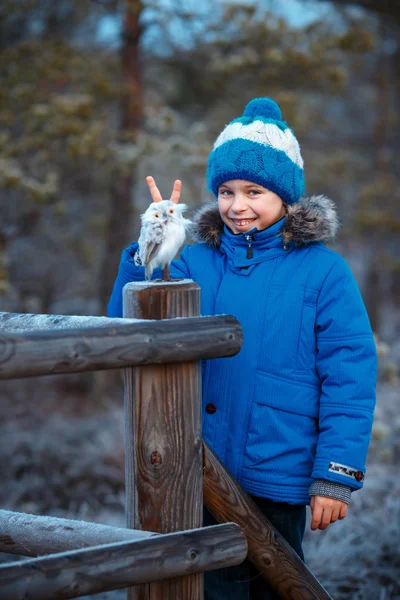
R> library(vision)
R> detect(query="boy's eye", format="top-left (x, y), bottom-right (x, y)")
top-left (220, 190), bottom-right (232, 196)
top-left (249, 190), bottom-right (261, 195)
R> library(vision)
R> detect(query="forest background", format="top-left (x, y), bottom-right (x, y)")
top-left (0, 1), bottom-right (399, 598)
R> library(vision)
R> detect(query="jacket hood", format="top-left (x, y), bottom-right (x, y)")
top-left (190, 195), bottom-right (340, 248)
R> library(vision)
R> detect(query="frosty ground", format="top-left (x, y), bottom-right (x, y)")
top-left (1, 372), bottom-right (399, 600)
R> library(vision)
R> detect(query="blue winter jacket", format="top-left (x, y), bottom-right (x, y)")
top-left (108, 195), bottom-right (377, 505)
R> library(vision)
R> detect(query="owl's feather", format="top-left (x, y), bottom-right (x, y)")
top-left (142, 238), bottom-right (162, 265)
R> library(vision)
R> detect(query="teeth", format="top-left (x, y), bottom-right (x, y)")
top-left (234, 220), bottom-right (254, 225)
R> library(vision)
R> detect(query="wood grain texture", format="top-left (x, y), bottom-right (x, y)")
top-left (0, 509), bottom-right (155, 557)
top-left (0, 523), bottom-right (247, 600)
top-left (123, 281), bottom-right (204, 600)
top-left (203, 442), bottom-right (333, 600)
top-left (0, 314), bottom-right (242, 380)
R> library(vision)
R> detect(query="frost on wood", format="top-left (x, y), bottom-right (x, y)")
top-left (0, 509), bottom-right (154, 557)
top-left (123, 279), bottom-right (194, 292)
top-left (0, 312), bottom-right (140, 332)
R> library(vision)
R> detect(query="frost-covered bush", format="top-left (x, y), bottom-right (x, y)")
top-left (1, 408), bottom-right (125, 515)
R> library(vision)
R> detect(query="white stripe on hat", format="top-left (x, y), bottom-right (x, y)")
top-left (213, 120), bottom-right (303, 169)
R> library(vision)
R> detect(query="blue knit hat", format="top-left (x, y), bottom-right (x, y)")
top-left (206, 97), bottom-right (305, 205)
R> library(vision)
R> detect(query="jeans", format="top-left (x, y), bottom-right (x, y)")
top-left (204, 496), bottom-right (306, 600)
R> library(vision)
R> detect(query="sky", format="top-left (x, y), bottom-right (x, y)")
top-left (96, 0), bottom-right (335, 48)
top-left (267, 0), bottom-right (333, 27)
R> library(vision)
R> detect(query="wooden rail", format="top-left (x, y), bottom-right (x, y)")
top-left (0, 312), bottom-right (128, 331)
top-left (0, 523), bottom-right (247, 600)
top-left (0, 314), bottom-right (242, 379)
top-left (203, 443), bottom-right (333, 600)
top-left (0, 510), bottom-right (155, 556)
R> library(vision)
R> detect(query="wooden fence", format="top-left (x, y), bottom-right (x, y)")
top-left (0, 280), bottom-right (333, 600)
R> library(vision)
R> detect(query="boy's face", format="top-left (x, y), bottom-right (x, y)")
top-left (217, 179), bottom-right (286, 234)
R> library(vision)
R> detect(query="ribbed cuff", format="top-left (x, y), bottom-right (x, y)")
top-left (309, 479), bottom-right (352, 504)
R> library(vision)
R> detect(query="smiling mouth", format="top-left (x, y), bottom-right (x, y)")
top-left (230, 218), bottom-right (256, 226)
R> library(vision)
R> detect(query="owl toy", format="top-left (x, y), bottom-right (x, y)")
top-left (138, 200), bottom-right (192, 281)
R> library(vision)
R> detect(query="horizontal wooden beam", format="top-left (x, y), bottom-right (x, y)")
top-left (0, 314), bottom-right (242, 380)
top-left (203, 442), bottom-right (333, 600)
top-left (0, 523), bottom-right (247, 600)
top-left (0, 509), bottom-right (155, 557)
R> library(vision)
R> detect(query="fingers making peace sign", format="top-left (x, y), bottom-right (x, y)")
top-left (146, 176), bottom-right (182, 205)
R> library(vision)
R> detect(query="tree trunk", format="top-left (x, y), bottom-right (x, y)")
top-left (99, 0), bottom-right (143, 316)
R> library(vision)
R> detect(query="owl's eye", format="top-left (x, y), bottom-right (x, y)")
top-left (169, 209), bottom-right (174, 214)
top-left (154, 213), bottom-right (160, 218)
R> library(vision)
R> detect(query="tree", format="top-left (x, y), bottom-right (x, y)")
top-left (99, 0), bottom-right (144, 315)
top-left (310, 0), bottom-right (400, 333)
top-left (312, 0), bottom-right (400, 23)
top-left (1, 0), bottom-right (398, 336)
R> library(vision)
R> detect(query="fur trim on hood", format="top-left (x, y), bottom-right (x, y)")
top-left (190, 195), bottom-right (340, 248)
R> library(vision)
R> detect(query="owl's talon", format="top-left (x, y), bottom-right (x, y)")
top-left (162, 265), bottom-right (171, 281)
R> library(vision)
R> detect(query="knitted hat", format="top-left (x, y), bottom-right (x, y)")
top-left (206, 97), bottom-right (304, 205)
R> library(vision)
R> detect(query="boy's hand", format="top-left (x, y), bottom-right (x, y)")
top-left (146, 176), bottom-right (181, 204)
top-left (310, 495), bottom-right (348, 531)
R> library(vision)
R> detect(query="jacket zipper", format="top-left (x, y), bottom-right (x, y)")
top-left (245, 234), bottom-right (254, 259)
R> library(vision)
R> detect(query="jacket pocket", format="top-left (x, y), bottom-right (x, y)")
top-left (243, 371), bottom-right (319, 482)
top-left (296, 288), bottom-right (318, 372)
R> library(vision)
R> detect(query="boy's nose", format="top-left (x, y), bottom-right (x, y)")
top-left (231, 195), bottom-right (248, 212)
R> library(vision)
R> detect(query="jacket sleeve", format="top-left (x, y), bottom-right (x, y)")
top-left (107, 242), bottom-right (192, 318)
top-left (312, 255), bottom-right (377, 491)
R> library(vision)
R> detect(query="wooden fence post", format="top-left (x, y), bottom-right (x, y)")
top-left (123, 280), bottom-right (203, 600)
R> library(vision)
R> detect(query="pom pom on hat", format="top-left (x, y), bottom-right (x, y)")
top-left (206, 96), bottom-right (305, 204)
top-left (243, 97), bottom-right (282, 121)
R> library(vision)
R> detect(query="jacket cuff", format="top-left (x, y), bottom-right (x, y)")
top-left (309, 479), bottom-right (352, 504)
top-left (312, 457), bottom-right (366, 490)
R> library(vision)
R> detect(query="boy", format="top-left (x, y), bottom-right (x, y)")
top-left (108, 98), bottom-right (377, 599)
